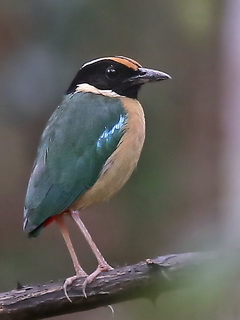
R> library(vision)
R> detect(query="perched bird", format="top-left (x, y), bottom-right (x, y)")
top-left (23, 56), bottom-right (170, 297)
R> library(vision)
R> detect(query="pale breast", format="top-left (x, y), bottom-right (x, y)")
top-left (72, 97), bottom-right (145, 210)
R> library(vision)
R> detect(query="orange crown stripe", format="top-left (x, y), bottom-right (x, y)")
top-left (111, 56), bottom-right (142, 70)
top-left (82, 56), bottom-right (142, 71)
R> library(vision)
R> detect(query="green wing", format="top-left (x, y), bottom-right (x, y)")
top-left (24, 92), bottom-right (127, 234)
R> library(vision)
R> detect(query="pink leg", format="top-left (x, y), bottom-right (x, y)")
top-left (71, 210), bottom-right (113, 286)
top-left (56, 215), bottom-right (87, 301)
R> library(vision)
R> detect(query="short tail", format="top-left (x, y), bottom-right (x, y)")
top-left (23, 216), bottom-right (44, 238)
top-left (28, 224), bottom-right (45, 238)
top-left (23, 214), bottom-right (58, 238)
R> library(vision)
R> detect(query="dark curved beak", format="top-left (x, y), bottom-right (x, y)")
top-left (128, 67), bottom-right (171, 85)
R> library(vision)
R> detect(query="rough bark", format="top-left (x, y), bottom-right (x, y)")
top-left (0, 251), bottom-right (234, 320)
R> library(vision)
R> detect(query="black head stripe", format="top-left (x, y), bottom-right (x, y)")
top-left (66, 59), bottom-right (141, 98)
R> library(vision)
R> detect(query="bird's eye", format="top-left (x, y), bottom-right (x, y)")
top-left (105, 66), bottom-right (119, 80)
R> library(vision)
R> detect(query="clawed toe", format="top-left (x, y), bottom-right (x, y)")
top-left (82, 264), bottom-right (114, 298)
top-left (63, 264), bottom-right (113, 301)
top-left (63, 274), bottom-right (86, 302)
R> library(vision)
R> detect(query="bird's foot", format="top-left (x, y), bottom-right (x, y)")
top-left (82, 263), bottom-right (114, 298)
top-left (63, 272), bottom-right (87, 302)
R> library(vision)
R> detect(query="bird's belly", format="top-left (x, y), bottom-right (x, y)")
top-left (71, 97), bottom-right (145, 210)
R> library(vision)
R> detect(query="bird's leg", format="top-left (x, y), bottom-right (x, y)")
top-left (56, 215), bottom-right (86, 276)
top-left (71, 210), bottom-right (113, 286)
top-left (55, 215), bottom-right (87, 301)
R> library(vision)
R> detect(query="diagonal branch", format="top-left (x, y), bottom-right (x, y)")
top-left (0, 251), bottom-right (234, 320)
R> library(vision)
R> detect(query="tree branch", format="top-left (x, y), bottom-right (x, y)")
top-left (0, 251), bottom-right (234, 320)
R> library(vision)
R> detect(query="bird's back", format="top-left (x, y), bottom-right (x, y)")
top-left (24, 91), bottom-right (128, 235)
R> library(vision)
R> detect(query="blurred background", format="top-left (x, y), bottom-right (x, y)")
top-left (1, 0), bottom-right (240, 319)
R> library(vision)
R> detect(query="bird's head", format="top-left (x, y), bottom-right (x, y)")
top-left (66, 56), bottom-right (171, 99)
